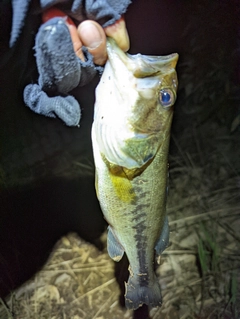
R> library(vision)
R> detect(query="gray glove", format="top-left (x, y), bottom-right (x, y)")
top-left (10, 0), bottom-right (131, 126)
top-left (23, 17), bottom-right (99, 126)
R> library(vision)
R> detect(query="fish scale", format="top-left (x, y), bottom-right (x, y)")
top-left (92, 38), bottom-right (178, 310)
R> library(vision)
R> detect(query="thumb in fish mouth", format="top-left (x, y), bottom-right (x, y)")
top-left (78, 17), bottom-right (130, 66)
top-left (104, 17), bottom-right (130, 52)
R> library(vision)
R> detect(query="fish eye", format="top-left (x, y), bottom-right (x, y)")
top-left (159, 89), bottom-right (174, 108)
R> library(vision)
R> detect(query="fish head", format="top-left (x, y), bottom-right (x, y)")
top-left (93, 38), bottom-right (178, 169)
top-left (106, 37), bottom-right (178, 134)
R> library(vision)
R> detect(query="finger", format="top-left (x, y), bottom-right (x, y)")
top-left (78, 20), bottom-right (107, 66)
top-left (104, 16), bottom-right (130, 52)
top-left (42, 7), bottom-right (85, 61)
top-left (67, 24), bottom-right (85, 61)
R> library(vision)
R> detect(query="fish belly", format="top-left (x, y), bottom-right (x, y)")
top-left (92, 128), bottom-right (170, 309)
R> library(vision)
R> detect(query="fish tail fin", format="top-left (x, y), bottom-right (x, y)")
top-left (124, 276), bottom-right (162, 310)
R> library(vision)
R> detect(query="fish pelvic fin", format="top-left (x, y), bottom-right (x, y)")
top-left (124, 275), bottom-right (162, 310)
top-left (107, 226), bottom-right (125, 262)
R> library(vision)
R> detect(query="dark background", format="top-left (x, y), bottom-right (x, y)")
top-left (0, 0), bottom-right (239, 298)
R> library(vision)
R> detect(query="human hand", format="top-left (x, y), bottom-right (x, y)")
top-left (42, 8), bottom-right (129, 66)
top-left (22, 4), bottom-right (131, 126)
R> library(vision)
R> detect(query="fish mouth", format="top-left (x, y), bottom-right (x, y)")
top-left (106, 37), bottom-right (179, 78)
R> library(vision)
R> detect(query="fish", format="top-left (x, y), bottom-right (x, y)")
top-left (92, 38), bottom-right (178, 310)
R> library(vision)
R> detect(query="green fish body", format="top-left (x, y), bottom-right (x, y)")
top-left (92, 38), bottom-right (178, 310)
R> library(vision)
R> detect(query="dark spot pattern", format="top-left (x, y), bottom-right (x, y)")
top-left (131, 200), bottom-right (150, 287)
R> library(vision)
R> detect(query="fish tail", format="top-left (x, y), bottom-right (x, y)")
top-left (124, 276), bottom-right (162, 310)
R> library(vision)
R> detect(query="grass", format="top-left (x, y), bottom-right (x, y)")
top-left (226, 270), bottom-right (238, 319)
top-left (198, 222), bottom-right (220, 276)
top-left (0, 297), bottom-right (13, 319)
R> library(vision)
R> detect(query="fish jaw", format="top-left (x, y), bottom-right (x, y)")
top-left (106, 37), bottom-right (178, 78)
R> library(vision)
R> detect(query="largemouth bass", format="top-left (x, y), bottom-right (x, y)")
top-left (92, 38), bottom-right (178, 310)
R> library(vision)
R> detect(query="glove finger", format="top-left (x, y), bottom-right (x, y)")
top-left (24, 84), bottom-right (81, 126)
top-left (36, 18), bottom-right (81, 94)
top-left (78, 46), bottom-right (102, 86)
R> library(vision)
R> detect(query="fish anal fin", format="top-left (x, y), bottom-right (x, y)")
top-left (107, 226), bottom-right (124, 262)
top-left (155, 216), bottom-right (169, 259)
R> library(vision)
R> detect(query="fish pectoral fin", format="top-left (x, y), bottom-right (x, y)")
top-left (155, 216), bottom-right (169, 258)
top-left (107, 226), bottom-right (125, 262)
